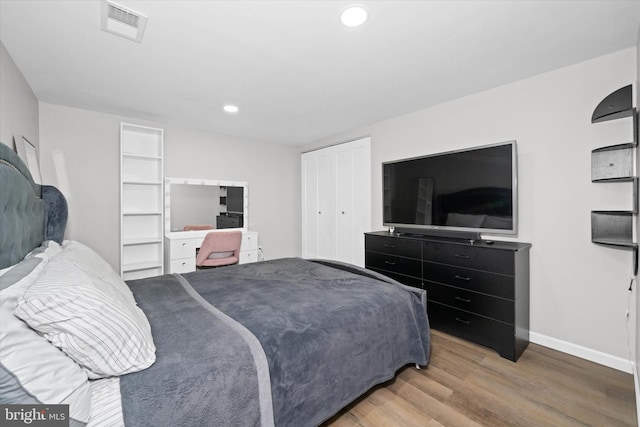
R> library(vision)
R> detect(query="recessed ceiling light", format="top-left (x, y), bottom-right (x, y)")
top-left (223, 105), bottom-right (239, 114)
top-left (341, 5), bottom-right (368, 28)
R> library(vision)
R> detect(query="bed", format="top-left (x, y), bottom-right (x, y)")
top-left (0, 141), bottom-right (430, 426)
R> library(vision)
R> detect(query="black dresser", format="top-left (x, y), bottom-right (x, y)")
top-left (365, 231), bottom-right (531, 361)
top-left (216, 214), bottom-right (243, 229)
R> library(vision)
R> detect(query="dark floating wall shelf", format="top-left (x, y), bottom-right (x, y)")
top-left (592, 84), bottom-right (633, 123)
top-left (590, 84), bottom-right (638, 276)
top-left (591, 143), bottom-right (635, 182)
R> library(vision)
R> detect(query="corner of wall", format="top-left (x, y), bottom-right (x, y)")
top-left (634, 23), bottom-right (640, 426)
top-left (0, 40), bottom-right (39, 151)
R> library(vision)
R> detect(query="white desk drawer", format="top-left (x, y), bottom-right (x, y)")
top-left (170, 239), bottom-right (196, 259)
top-left (241, 232), bottom-right (258, 251)
top-left (170, 258), bottom-right (196, 273)
top-left (240, 250), bottom-right (258, 264)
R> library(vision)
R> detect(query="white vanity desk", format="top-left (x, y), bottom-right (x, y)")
top-left (164, 177), bottom-right (258, 274)
top-left (164, 229), bottom-right (259, 273)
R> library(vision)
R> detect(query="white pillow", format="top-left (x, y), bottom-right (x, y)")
top-left (57, 240), bottom-right (137, 303)
top-left (15, 252), bottom-right (156, 379)
top-left (0, 242), bottom-right (92, 424)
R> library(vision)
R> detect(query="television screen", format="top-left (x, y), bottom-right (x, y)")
top-left (383, 141), bottom-right (517, 235)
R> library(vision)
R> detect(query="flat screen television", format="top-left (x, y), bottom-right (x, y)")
top-left (382, 140), bottom-right (517, 238)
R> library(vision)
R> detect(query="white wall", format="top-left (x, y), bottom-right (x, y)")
top-left (306, 48), bottom-right (637, 369)
top-left (38, 103), bottom-right (300, 271)
top-left (0, 41), bottom-right (38, 150)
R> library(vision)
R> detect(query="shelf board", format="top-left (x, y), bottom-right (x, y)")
top-left (591, 177), bottom-right (636, 183)
top-left (592, 85), bottom-right (633, 123)
top-left (123, 261), bottom-right (163, 273)
top-left (591, 142), bottom-right (637, 152)
top-left (123, 180), bottom-right (162, 185)
top-left (123, 211), bottom-right (162, 216)
top-left (591, 210), bottom-right (635, 247)
top-left (122, 152), bottom-right (162, 160)
top-left (592, 240), bottom-right (639, 276)
top-left (592, 239), bottom-right (638, 248)
top-left (122, 238), bottom-right (162, 246)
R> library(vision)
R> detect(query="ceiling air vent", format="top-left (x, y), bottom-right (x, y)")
top-left (100, 0), bottom-right (147, 43)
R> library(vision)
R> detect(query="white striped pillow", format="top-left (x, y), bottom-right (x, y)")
top-left (0, 241), bottom-right (92, 424)
top-left (87, 378), bottom-right (124, 427)
top-left (15, 259), bottom-right (156, 379)
top-left (56, 240), bottom-right (137, 304)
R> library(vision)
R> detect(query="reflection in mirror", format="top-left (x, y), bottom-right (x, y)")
top-left (170, 184), bottom-right (220, 231)
top-left (164, 177), bottom-right (248, 233)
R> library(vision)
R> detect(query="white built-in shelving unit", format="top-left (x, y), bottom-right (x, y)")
top-left (120, 123), bottom-right (164, 280)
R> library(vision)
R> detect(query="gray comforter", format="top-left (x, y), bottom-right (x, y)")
top-left (120, 258), bottom-right (430, 427)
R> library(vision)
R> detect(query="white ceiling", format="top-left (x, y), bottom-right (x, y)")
top-left (1, 0), bottom-right (639, 145)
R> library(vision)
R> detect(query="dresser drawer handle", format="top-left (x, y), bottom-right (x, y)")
top-left (455, 317), bottom-right (471, 325)
top-left (454, 275), bottom-right (471, 281)
top-left (454, 296), bottom-right (471, 303)
top-left (384, 260), bottom-right (396, 266)
top-left (383, 244), bottom-right (395, 248)
top-left (454, 254), bottom-right (470, 259)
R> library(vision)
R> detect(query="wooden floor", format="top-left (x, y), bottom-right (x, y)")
top-left (324, 330), bottom-right (637, 427)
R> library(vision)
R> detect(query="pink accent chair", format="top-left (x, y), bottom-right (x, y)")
top-left (196, 231), bottom-right (243, 268)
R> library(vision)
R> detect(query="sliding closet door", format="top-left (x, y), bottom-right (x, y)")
top-left (334, 139), bottom-right (370, 266)
top-left (316, 152), bottom-right (335, 259)
top-left (301, 137), bottom-right (370, 266)
top-left (301, 148), bottom-right (334, 259)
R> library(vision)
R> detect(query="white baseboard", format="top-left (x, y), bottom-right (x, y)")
top-left (529, 332), bottom-right (633, 373)
top-left (634, 364), bottom-right (640, 427)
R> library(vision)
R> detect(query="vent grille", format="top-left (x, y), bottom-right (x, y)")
top-left (107, 4), bottom-right (140, 28)
top-left (100, 0), bottom-right (147, 43)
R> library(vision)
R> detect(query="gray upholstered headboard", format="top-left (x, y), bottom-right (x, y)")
top-left (0, 142), bottom-right (68, 269)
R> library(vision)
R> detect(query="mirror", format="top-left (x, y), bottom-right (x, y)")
top-left (164, 177), bottom-right (248, 233)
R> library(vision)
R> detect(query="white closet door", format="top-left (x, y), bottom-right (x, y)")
top-left (301, 152), bottom-right (318, 259)
top-left (350, 139), bottom-right (370, 266)
top-left (301, 149), bottom-right (334, 259)
top-left (334, 138), bottom-right (370, 266)
top-left (316, 151), bottom-right (334, 259)
top-left (334, 146), bottom-right (354, 263)
top-left (301, 137), bottom-right (370, 266)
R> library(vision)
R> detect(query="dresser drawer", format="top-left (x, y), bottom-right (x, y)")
top-left (365, 234), bottom-right (421, 259)
top-left (427, 301), bottom-right (516, 361)
top-left (366, 252), bottom-right (421, 278)
top-left (170, 257), bottom-right (195, 273)
top-left (364, 232), bottom-right (529, 362)
top-left (423, 281), bottom-right (514, 324)
top-left (424, 262), bottom-right (514, 300)
top-left (239, 249), bottom-right (258, 264)
top-left (366, 267), bottom-right (423, 289)
top-left (424, 242), bottom-right (514, 275)
top-left (242, 232), bottom-right (258, 251)
top-left (217, 215), bottom-right (242, 229)
top-left (170, 239), bottom-right (196, 259)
